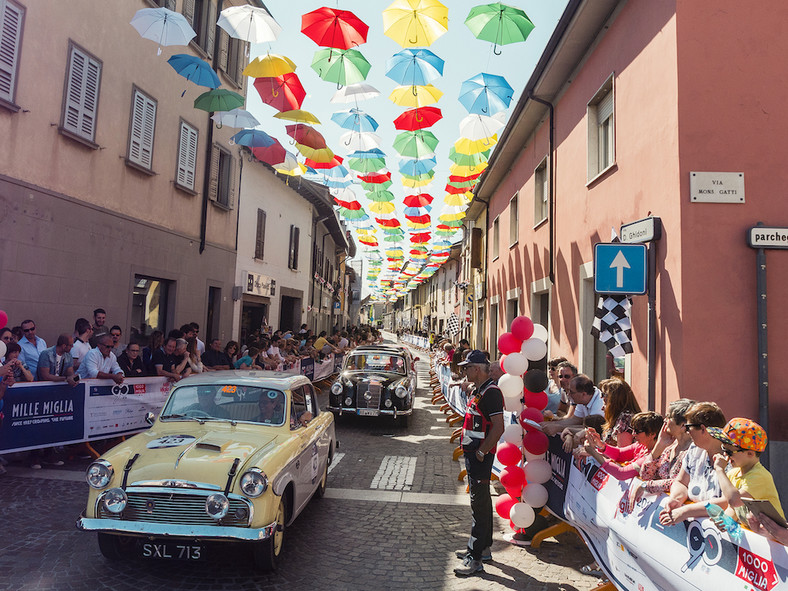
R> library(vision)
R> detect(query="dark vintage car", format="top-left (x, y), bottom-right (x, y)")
top-left (328, 345), bottom-right (418, 425)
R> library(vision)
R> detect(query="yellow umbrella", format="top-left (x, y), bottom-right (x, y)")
top-left (406, 220), bottom-right (431, 230)
top-left (389, 84), bottom-right (443, 108)
top-left (401, 175), bottom-right (433, 189)
top-left (275, 161), bottom-right (307, 177)
top-left (382, 0), bottom-right (449, 48)
top-left (243, 53), bottom-right (296, 77)
top-left (295, 143), bottom-right (335, 162)
top-left (454, 135), bottom-right (497, 155)
top-left (274, 109), bottom-right (321, 125)
top-left (369, 201), bottom-right (396, 215)
top-left (443, 192), bottom-right (473, 206)
top-left (450, 161), bottom-right (488, 177)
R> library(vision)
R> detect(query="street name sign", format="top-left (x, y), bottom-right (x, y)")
top-left (748, 226), bottom-right (788, 249)
top-left (690, 171), bottom-right (745, 203)
top-left (594, 243), bottom-right (648, 295)
top-left (620, 216), bottom-right (662, 243)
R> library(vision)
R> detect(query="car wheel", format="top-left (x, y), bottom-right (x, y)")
top-left (315, 459), bottom-right (328, 499)
top-left (253, 496), bottom-right (287, 571)
top-left (97, 533), bottom-right (123, 561)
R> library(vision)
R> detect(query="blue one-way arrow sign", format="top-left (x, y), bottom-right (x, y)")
top-left (594, 243), bottom-right (648, 295)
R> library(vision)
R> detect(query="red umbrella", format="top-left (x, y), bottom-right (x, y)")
top-left (410, 232), bottom-right (431, 243)
top-left (393, 107), bottom-right (443, 131)
top-left (376, 217), bottom-right (401, 227)
top-left (306, 154), bottom-right (344, 169)
top-left (252, 140), bottom-right (287, 165)
top-left (254, 73), bottom-right (306, 112)
top-left (450, 171), bottom-right (483, 182)
top-left (405, 214), bottom-right (431, 224)
top-left (358, 171), bottom-right (392, 183)
top-left (286, 124), bottom-right (327, 149)
top-left (445, 183), bottom-right (473, 195)
top-left (301, 7), bottom-right (369, 50)
top-left (403, 193), bottom-right (434, 207)
top-left (333, 198), bottom-right (360, 209)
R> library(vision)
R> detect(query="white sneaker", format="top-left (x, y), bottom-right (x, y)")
top-left (30, 463), bottom-right (42, 470)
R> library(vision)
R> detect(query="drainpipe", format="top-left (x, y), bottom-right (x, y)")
top-left (527, 92), bottom-right (555, 284)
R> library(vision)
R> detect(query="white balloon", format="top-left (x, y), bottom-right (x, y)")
top-left (0, 340), bottom-right (5, 360)
top-left (503, 395), bottom-right (523, 414)
top-left (522, 483), bottom-right (549, 508)
top-left (521, 338), bottom-right (547, 361)
top-left (524, 450), bottom-right (546, 462)
top-left (509, 502), bottom-right (536, 528)
top-left (502, 352), bottom-right (529, 376)
top-left (502, 423), bottom-right (524, 444)
top-left (498, 374), bottom-right (524, 398)
top-left (524, 459), bottom-right (552, 484)
top-left (531, 323), bottom-right (548, 343)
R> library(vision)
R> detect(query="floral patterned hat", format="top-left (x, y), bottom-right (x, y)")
top-left (708, 418), bottom-right (767, 453)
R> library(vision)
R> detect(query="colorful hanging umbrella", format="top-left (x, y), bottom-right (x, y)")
top-left (392, 130), bottom-right (439, 158)
top-left (305, 155), bottom-right (344, 169)
top-left (301, 7), bottom-right (369, 49)
top-left (369, 201), bottom-right (396, 215)
top-left (340, 131), bottom-right (382, 151)
top-left (401, 174), bottom-right (434, 188)
top-left (382, 0), bottom-right (449, 48)
top-left (167, 54), bottom-right (220, 91)
top-left (218, 5), bottom-right (281, 43)
top-left (334, 198), bottom-right (362, 209)
top-left (243, 53), bottom-right (296, 78)
top-left (230, 129), bottom-right (276, 148)
top-left (459, 72), bottom-right (514, 115)
top-left (211, 108), bottom-right (260, 129)
top-left (459, 112), bottom-right (506, 140)
top-left (450, 162), bottom-right (488, 176)
top-left (448, 146), bottom-right (488, 167)
top-left (389, 84), bottom-right (443, 108)
top-left (253, 73), bottom-right (306, 112)
top-left (445, 182), bottom-right (476, 194)
top-left (465, 2), bottom-right (534, 54)
top-left (406, 220), bottom-right (431, 230)
top-left (130, 7), bottom-right (196, 55)
top-left (454, 135), bottom-right (497, 154)
top-left (450, 171), bottom-right (484, 182)
top-left (399, 156), bottom-right (437, 177)
top-left (286, 125), bottom-right (327, 149)
top-left (311, 48), bottom-right (371, 87)
top-left (393, 107), bottom-right (442, 131)
top-left (275, 155), bottom-right (305, 176)
top-left (331, 108), bottom-right (379, 132)
top-left (410, 232), bottom-right (432, 243)
top-left (338, 208), bottom-right (370, 220)
top-left (330, 82), bottom-right (380, 103)
top-left (358, 171), bottom-right (392, 184)
top-left (365, 189), bottom-right (396, 202)
top-left (438, 218), bottom-right (465, 227)
top-left (295, 143), bottom-right (334, 162)
top-left (274, 109), bottom-right (321, 124)
top-left (252, 140), bottom-right (287, 166)
top-left (385, 48), bottom-right (444, 86)
top-left (405, 213), bottom-right (431, 224)
top-left (403, 193), bottom-right (434, 207)
top-left (361, 179), bottom-right (393, 191)
top-left (348, 157), bottom-right (386, 173)
top-left (348, 148), bottom-right (386, 159)
top-left (194, 88), bottom-right (244, 112)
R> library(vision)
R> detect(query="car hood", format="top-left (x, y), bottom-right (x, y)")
top-left (106, 424), bottom-right (283, 487)
top-left (341, 372), bottom-right (408, 386)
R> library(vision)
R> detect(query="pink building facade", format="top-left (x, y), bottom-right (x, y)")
top-left (474, 0), bottom-right (788, 487)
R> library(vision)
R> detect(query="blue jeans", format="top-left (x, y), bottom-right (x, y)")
top-left (464, 451), bottom-right (494, 560)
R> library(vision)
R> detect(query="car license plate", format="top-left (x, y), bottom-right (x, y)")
top-left (141, 542), bottom-right (204, 561)
top-left (358, 408), bottom-right (379, 416)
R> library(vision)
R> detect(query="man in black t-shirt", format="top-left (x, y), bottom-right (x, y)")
top-left (454, 350), bottom-right (505, 577)
top-left (152, 337), bottom-right (180, 381)
top-left (201, 338), bottom-right (232, 371)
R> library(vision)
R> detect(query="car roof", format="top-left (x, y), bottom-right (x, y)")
top-left (353, 345), bottom-right (409, 354)
top-left (174, 370), bottom-right (309, 390)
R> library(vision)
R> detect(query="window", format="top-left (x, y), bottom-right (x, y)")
top-left (175, 120), bottom-right (198, 191)
top-left (507, 297), bottom-right (518, 326)
top-left (534, 158), bottom-right (548, 224)
top-left (0, 0), bottom-right (24, 109)
top-left (61, 42), bottom-right (102, 145)
top-left (219, 31), bottom-right (246, 86)
top-left (489, 303), bottom-right (499, 358)
top-left (509, 192), bottom-right (519, 245)
top-left (588, 76), bottom-right (615, 180)
top-left (209, 144), bottom-right (235, 208)
top-left (492, 217), bottom-right (500, 260)
top-left (182, 0), bottom-right (216, 56)
top-left (288, 225), bottom-right (300, 270)
top-left (254, 209), bottom-right (266, 260)
top-left (131, 274), bottom-right (171, 337)
top-left (127, 87), bottom-right (157, 171)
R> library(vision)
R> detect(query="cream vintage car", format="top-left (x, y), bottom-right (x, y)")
top-left (76, 371), bottom-right (335, 570)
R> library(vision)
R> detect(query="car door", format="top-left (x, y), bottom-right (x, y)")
top-left (290, 385), bottom-right (321, 513)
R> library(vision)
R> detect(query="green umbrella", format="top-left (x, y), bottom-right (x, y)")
top-left (366, 189), bottom-right (396, 202)
top-left (448, 146), bottom-right (488, 167)
top-left (348, 157), bottom-right (387, 173)
top-left (383, 234), bottom-right (404, 242)
top-left (361, 179), bottom-right (393, 191)
top-left (465, 3), bottom-right (534, 55)
top-left (311, 48), bottom-right (371, 87)
top-left (382, 227), bottom-right (405, 235)
top-left (337, 207), bottom-right (369, 220)
top-left (438, 219), bottom-right (464, 227)
top-left (392, 130), bottom-right (439, 158)
top-left (446, 179), bottom-right (477, 190)
top-left (194, 88), bottom-right (245, 112)
top-left (400, 170), bottom-right (435, 183)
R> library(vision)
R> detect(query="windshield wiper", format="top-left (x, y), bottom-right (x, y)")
top-left (159, 414), bottom-right (200, 422)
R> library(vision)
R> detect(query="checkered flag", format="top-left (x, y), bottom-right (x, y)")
top-left (422, 315), bottom-right (430, 331)
top-left (591, 295), bottom-right (633, 357)
top-left (447, 313), bottom-right (460, 335)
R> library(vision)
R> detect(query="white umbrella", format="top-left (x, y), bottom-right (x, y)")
top-left (458, 113), bottom-right (506, 141)
top-left (274, 152), bottom-right (302, 175)
top-left (340, 131), bottom-right (382, 151)
top-left (130, 7), bottom-right (196, 55)
top-left (331, 82), bottom-right (381, 104)
top-left (217, 5), bottom-right (281, 44)
top-left (211, 108), bottom-right (260, 129)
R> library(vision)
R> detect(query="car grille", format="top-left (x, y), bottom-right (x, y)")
top-left (98, 490), bottom-right (251, 527)
top-left (356, 381), bottom-right (382, 409)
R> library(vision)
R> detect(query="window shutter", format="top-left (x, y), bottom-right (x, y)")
top-left (164, 0), bottom-right (176, 10)
top-left (255, 209), bottom-right (266, 259)
top-left (208, 144), bottom-right (220, 201)
top-left (227, 155), bottom-right (237, 208)
top-left (597, 90), bottom-right (614, 123)
top-left (63, 45), bottom-right (101, 141)
top-left (182, 0), bottom-right (195, 28)
top-left (218, 30), bottom-right (229, 72)
top-left (128, 89), bottom-right (156, 169)
top-left (206, 0), bottom-right (217, 56)
top-left (292, 227), bottom-right (300, 270)
top-left (176, 121), bottom-right (198, 189)
top-left (236, 41), bottom-right (247, 85)
top-left (0, 1), bottom-right (24, 104)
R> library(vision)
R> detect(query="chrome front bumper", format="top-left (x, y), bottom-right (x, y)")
top-left (76, 514), bottom-right (278, 542)
top-left (327, 405), bottom-right (413, 416)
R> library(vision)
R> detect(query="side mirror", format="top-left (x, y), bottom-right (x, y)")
top-left (145, 412), bottom-right (155, 425)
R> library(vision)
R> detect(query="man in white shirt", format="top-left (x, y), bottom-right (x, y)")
top-left (541, 374), bottom-right (604, 435)
top-left (71, 318), bottom-right (93, 370)
top-left (76, 335), bottom-right (124, 384)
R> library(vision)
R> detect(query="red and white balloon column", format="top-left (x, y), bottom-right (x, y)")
top-left (493, 315), bottom-right (551, 531)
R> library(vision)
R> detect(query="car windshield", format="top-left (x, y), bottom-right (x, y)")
top-left (344, 353), bottom-right (406, 374)
top-left (161, 384), bottom-right (287, 426)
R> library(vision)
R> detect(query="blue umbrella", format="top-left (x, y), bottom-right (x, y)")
top-left (404, 206), bottom-right (432, 216)
top-left (331, 108), bottom-right (379, 132)
top-left (458, 72), bottom-right (514, 115)
top-left (348, 148), bottom-right (387, 159)
top-left (385, 48), bottom-right (444, 87)
top-left (399, 156), bottom-right (437, 177)
top-left (167, 54), bottom-right (220, 95)
top-left (230, 129), bottom-right (276, 147)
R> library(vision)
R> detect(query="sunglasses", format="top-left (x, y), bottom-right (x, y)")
top-left (684, 423), bottom-right (703, 432)
top-left (722, 447), bottom-right (745, 457)
top-left (23, 327), bottom-right (35, 333)
top-left (559, 374), bottom-right (572, 379)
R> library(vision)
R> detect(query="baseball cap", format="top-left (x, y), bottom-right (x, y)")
top-left (708, 418), bottom-right (768, 452)
top-left (458, 349), bottom-right (489, 366)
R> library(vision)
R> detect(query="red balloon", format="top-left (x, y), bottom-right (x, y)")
top-left (505, 483), bottom-right (524, 499)
top-left (523, 430), bottom-right (550, 455)
top-left (510, 316), bottom-right (535, 341)
top-left (523, 389), bottom-right (548, 411)
top-left (496, 442), bottom-right (523, 466)
top-left (519, 407), bottom-right (544, 431)
top-left (495, 494), bottom-right (517, 519)
top-left (500, 465), bottom-right (526, 491)
top-left (499, 354), bottom-right (507, 372)
top-left (0, 310), bottom-right (7, 328)
top-left (498, 332), bottom-right (522, 355)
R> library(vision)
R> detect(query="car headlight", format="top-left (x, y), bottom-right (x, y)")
top-left (86, 460), bottom-right (114, 489)
top-left (331, 382), bottom-right (343, 395)
top-left (102, 488), bottom-right (128, 513)
top-left (395, 385), bottom-right (408, 398)
top-left (205, 493), bottom-right (229, 520)
top-left (240, 468), bottom-right (269, 498)
top-left (344, 396), bottom-right (353, 406)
